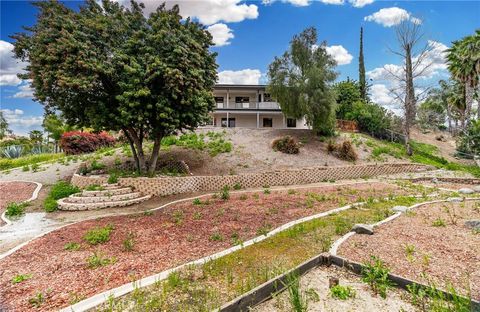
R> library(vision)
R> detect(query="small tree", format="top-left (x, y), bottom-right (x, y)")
top-left (359, 27), bottom-right (368, 101)
top-left (29, 130), bottom-right (43, 144)
top-left (42, 114), bottom-right (70, 152)
top-left (13, 0), bottom-right (217, 174)
top-left (267, 27), bottom-right (338, 135)
top-left (335, 79), bottom-right (362, 119)
top-left (0, 111), bottom-right (11, 139)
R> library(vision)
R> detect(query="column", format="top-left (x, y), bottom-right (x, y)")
top-left (226, 90), bottom-right (229, 109)
top-left (227, 111), bottom-right (229, 128)
top-left (257, 112), bottom-right (260, 128)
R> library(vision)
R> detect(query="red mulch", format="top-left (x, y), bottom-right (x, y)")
top-left (338, 201), bottom-right (480, 300)
top-left (0, 182), bottom-right (37, 223)
top-left (0, 182), bottom-right (407, 311)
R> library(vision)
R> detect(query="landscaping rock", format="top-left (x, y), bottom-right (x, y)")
top-left (458, 188), bottom-right (474, 194)
top-left (431, 177), bottom-right (439, 184)
top-left (328, 277), bottom-right (339, 289)
top-left (448, 197), bottom-right (464, 202)
top-left (352, 224), bottom-right (374, 235)
top-left (465, 220), bottom-right (480, 230)
top-left (472, 185), bottom-right (480, 193)
top-left (392, 206), bottom-right (408, 213)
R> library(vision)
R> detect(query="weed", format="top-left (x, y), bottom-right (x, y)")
top-left (432, 218), bottom-right (446, 227)
top-left (84, 224), bottom-right (114, 245)
top-left (193, 211), bottom-right (203, 220)
top-left (256, 224), bottom-right (272, 236)
top-left (12, 273), bottom-right (32, 284)
top-left (220, 186), bottom-right (230, 200)
top-left (193, 198), bottom-right (202, 205)
top-left (86, 251), bottom-right (116, 268)
top-left (209, 232), bottom-right (223, 241)
top-left (107, 173), bottom-right (119, 184)
top-left (123, 232), bottom-right (135, 252)
top-left (284, 273), bottom-right (308, 312)
top-left (22, 165), bottom-right (29, 171)
top-left (28, 291), bottom-right (45, 307)
top-left (5, 202), bottom-right (27, 218)
top-left (143, 210), bottom-right (153, 216)
top-left (239, 194), bottom-right (248, 200)
top-left (443, 204), bottom-right (458, 225)
top-left (361, 256), bottom-right (394, 298)
top-left (172, 210), bottom-right (184, 225)
top-left (288, 189), bottom-right (296, 195)
top-left (330, 285), bottom-right (356, 300)
top-left (407, 281), bottom-right (472, 312)
top-left (231, 232), bottom-right (241, 245)
top-left (233, 183), bottom-right (242, 190)
top-left (405, 244), bottom-right (416, 262)
top-left (85, 184), bottom-right (105, 191)
top-left (263, 188), bottom-right (271, 194)
top-left (64, 242), bottom-right (81, 251)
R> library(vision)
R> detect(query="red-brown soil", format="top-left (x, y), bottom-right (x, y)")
top-left (0, 182), bottom-right (407, 311)
top-left (0, 182), bottom-right (37, 224)
top-left (339, 200), bottom-right (480, 300)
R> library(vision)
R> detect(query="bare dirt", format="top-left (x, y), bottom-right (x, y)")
top-left (0, 182), bottom-right (406, 311)
top-left (0, 182), bottom-right (37, 225)
top-left (254, 265), bottom-right (416, 312)
top-left (338, 200), bottom-right (480, 300)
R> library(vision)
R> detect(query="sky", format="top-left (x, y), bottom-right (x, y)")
top-left (0, 0), bottom-right (479, 136)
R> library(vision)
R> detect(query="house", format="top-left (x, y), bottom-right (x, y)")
top-left (210, 84), bottom-right (309, 129)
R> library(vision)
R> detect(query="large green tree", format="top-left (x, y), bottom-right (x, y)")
top-left (446, 30), bottom-right (480, 124)
top-left (267, 27), bottom-right (338, 135)
top-left (334, 79), bottom-right (362, 119)
top-left (13, 0), bottom-right (217, 173)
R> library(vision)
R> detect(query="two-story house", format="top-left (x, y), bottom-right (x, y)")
top-left (210, 84), bottom-right (309, 129)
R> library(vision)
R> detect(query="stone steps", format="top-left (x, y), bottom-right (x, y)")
top-left (58, 184), bottom-right (151, 211)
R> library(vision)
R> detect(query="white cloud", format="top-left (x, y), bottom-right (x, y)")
top-left (263, 0), bottom-right (344, 6)
top-left (370, 84), bottom-right (396, 107)
top-left (207, 23), bottom-right (234, 46)
top-left (1, 108), bottom-right (42, 129)
top-left (0, 40), bottom-right (28, 86)
top-left (325, 45), bottom-right (353, 65)
top-left (218, 69), bottom-right (262, 85)
top-left (349, 0), bottom-right (374, 8)
top-left (12, 81), bottom-right (34, 98)
top-left (113, 0), bottom-right (258, 25)
top-left (364, 7), bottom-right (421, 27)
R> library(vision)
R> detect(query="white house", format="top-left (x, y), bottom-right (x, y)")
top-left (210, 84), bottom-right (309, 129)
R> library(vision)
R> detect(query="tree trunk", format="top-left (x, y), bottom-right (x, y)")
top-left (404, 45), bottom-right (415, 156)
top-left (465, 83), bottom-right (474, 128)
top-left (147, 135), bottom-right (163, 176)
top-left (123, 129), bottom-right (141, 173)
top-left (126, 128), bottom-right (146, 173)
top-left (447, 104), bottom-right (452, 134)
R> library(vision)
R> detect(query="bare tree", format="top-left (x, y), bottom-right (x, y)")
top-left (385, 18), bottom-right (435, 156)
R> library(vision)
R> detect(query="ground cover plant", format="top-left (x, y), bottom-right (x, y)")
top-left (338, 200), bottom-right (480, 300)
top-left (0, 182), bottom-right (427, 311)
top-left (0, 153), bottom-right (64, 171)
top-left (4, 202), bottom-right (28, 218)
top-left (43, 181), bottom-right (80, 212)
top-left (161, 131), bottom-right (232, 156)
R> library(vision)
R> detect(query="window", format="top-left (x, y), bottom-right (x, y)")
top-left (287, 118), bottom-right (297, 128)
top-left (221, 118), bottom-right (235, 127)
top-left (263, 118), bottom-right (273, 127)
top-left (263, 93), bottom-right (273, 102)
top-left (214, 96), bottom-right (224, 103)
top-left (235, 96), bottom-right (250, 103)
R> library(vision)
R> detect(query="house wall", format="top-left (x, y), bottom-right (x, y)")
top-left (212, 113), bottom-right (309, 129)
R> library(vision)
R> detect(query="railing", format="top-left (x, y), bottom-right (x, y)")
top-left (215, 102), bottom-right (281, 110)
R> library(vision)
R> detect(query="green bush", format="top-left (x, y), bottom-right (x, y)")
top-left (44, 197), bottom-right (58, 212)
top-left (345, 101), bottom-right (395, 138)
top-left (84, 224), bottom-right (114, 245)
top-left (361, 256), bottom-right (394, 298)
top-left (107, 172), bottom-right (118, 184)
top-left (49, 181), bottom-right (80, 200)
top-left (330, 285), bottom-right (356, 300)
top-left (5, 202), bottom-right (27, 218)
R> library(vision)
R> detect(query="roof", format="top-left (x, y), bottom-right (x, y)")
top-left (214, 84), bottom-right (267, 89)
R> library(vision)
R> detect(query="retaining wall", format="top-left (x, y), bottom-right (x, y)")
top-left (409, 177), bottom-right (480, 185)
top-left (71, 163), bottom-right (432, 197)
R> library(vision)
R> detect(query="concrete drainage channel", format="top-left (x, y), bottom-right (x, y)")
top-left (62, 187), bottom-right (449, 312)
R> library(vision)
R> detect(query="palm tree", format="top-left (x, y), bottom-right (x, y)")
top-left (446, 31), bottom-right (480, 125)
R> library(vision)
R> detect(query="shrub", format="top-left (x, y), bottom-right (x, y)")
top-left (122, 232), bottom-right (135, 252)
top-left (361, 256), bottom-right (394, 298)
top-left (330, 285), bottom-right (356, 300)
top-left (327, 140), bottom-right (337, 153)
top-left (107, 172), bottom-right (118, 184)
top-left (64, 242), bottom-right (81, 251)
top-left (86, 251), bottom-right (116, 268)
top-left (83, 224), bottom-right (114, 245)
top-left (60, 131), bottom-right (115, 155)
top-left (44, 181), bottom-right (80, 212)
top-left (337, 140), bottom-right (358, 161)
top-left (272, 136), bottom-right (300, 154)
top-left (5, 202), bottom-right (27, 217)
top-left (220, 186), bottom-right (230, 200)
top-left (44, 197), bottom-right (58, 212)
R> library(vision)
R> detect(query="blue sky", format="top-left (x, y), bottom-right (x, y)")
top-left (1, 0), bottom-right (479, 135)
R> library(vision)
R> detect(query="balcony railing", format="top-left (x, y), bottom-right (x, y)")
top-left (215, 102), bottom-right (281, 110)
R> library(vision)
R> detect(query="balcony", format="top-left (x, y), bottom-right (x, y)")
top-left (215, 102), bottom-right (281, 110)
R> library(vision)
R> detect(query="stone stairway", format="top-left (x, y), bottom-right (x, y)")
top-left (58, 184), bottom-right (151, 211)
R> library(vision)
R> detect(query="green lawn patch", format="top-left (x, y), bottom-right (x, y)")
top-left (0, 153), bottom-right (65, 171)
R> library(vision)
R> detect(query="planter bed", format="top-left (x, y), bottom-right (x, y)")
top-left (338, 200), bottom-right (480, 300)
top-left (0, 182), bottom-right (422, 311)
top-left (0, 181), bottom-right (38, 224)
